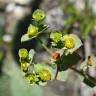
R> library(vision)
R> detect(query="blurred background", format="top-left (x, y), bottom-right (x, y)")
top-left (0, 0), bottom-right (96, 96)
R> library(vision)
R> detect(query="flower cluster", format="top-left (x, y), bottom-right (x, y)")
top-left (19, 9), bottom-right (96, 88)
top-left (50, 31), bottom-right (82, 55)
top-left (21, 9), bottom-right (48, 42)
top-left (19, 48), bottom-right (52, 85)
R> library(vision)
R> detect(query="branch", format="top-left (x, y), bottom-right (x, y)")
top-left (70, 67), bottom-right (85, 77)
top-left (37, 37), bottom-right (52, 55)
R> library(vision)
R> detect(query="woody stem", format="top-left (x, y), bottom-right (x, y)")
top-left (70, 67), bottom-right (85, 76)
top-left (37, 37), bottom-right (52, 55)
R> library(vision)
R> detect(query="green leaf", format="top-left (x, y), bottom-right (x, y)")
top-left (21, 34), bottom-right (36, 42)
top-left (83, 75), bottom-right (96, 88)
top-left (21, 26), bottom-right (49, 42)
top-left (29, 49), bottom-right (35, 63)
top-left (57, 52), bottom-right (81, 71)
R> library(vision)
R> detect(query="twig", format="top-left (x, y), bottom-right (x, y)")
top-left (37, 37), bottom-right (52, 55)
top-left (70, 67), bottom-right (85, 77)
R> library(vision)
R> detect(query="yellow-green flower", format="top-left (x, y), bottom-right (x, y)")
top-left (50, 31), bottom-right (62, 43)
top-left (32, 9), bottom-right (45, 21)
top-left (19, 48), bottom-right (28, 58)
top-left (27, 24), bottom-right (38, 38)
top-left (21, 63), bottom-right (29, 72)
top-left (25, 73), bottom-right (36, 84)
top-left (63, 35), bottom-right (75, 49)
top-left (39, 69), bottom-right (51, 81)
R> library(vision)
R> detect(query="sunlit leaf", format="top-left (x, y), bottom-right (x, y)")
top-left (83, 75), bottom-right (96, 88)
top-left (21, 34), bottom-right (36, 42)
top-left (29, 49), bottom-right (35, 64)
top-left (21, 26), bottom-right (49, 42)
top-left (56, 52), bottom-right (81, 71)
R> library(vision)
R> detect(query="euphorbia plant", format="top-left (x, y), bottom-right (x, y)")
top-left (18, 9), bottom-right (96, 87)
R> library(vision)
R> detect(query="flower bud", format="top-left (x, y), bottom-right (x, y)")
top-left (52, 52), bottom-right (60, 60)
top-left (19, 48), bottom-right (28, 58)
top-left (39, 69), bottom-right (51, 81)
top-left (27, 24), bottom-right (38, 38)
top-left (32, 9), bottom-right (45, 21)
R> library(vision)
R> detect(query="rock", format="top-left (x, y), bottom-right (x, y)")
top-left (40, 0), bottom-right (62, 11)
top-left (46, 7), bottom-right (64, 29)
top-left (13, 0), bottom-right (33, 5)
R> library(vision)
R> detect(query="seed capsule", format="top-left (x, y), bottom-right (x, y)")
top-left (19, 48), bottom-right (28, 58)
top-left (27, 24), bottom-right (38, 38)
top-left (87, 56), bottom-right (94, 66)
top-left (52, 52), bottom-right (60, 60)
top-left (32, 9), bottom-right (45, 21)
top-left (39, 69), bottom-right (51, 81)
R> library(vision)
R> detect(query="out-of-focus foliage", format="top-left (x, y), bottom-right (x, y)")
top-left (62, 0), bottom-right (96, 39)
top-left (10, 64), bottom-right (43, 96)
